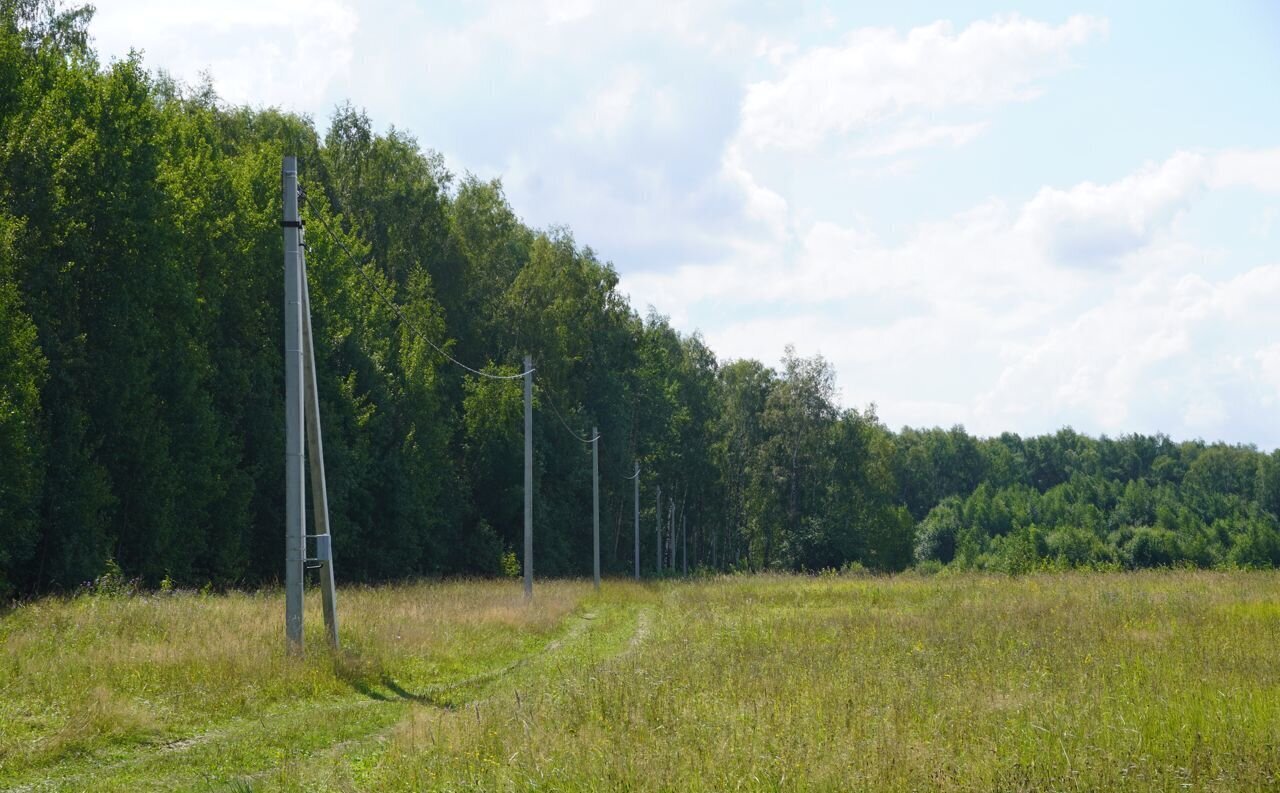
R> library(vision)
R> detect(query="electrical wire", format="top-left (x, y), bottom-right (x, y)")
top-left (301, 190), bottom-right (533, 381)
top-left (301, 181), bottom-right (609, 452)
top-left (534, 381), bottom-right (599, 444)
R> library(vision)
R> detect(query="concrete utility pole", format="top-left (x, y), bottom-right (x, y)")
top-left (656, 485), bottom-right (662, 574)
top-left (668, 500), bottom-right (676, 571)
top-left (524, 355), bottom-right (534, 600)
top-left (682, 513), bottom-right (687, 576)
top-left (592, 427), bottom-right (600, 590)
top-left (282, 155), bottom-right (339, 654)
top-left (300, 230), bottom-right (338, 648)
top-left (633, 462), bottom-right (640, 580)
top-left (283, 157), bottom-right (305, 653)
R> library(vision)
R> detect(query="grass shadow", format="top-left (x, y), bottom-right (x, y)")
top-left (380, 675), bottom-right (430, 703)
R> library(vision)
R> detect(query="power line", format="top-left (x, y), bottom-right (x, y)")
top-left (301, 190), bottom-right (533, 382)
top-left (303, 183), bottom-right (608, 453)
top-left (535, 381), bottom-right (599, 444)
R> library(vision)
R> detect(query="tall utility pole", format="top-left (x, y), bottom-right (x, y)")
top-left (282, 155), bottom-right (338, 653)
top-left (592, 426), bottom-right (600, 590)
top-left (283, 157), bottom-right (305, 653)
top-left (655, 485), bottom-right (662, 574)
top-left (633, 462), bottom-right (640, 580)
top-left (524, 355), bottom-right (534, 600)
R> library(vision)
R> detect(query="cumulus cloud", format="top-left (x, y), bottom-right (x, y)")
top-left (623, 148), bottom-right (1280, 443)
top-left (557, 66), bottom-right (679, 145)
top-left (1012, 148), bottom-right (1280, 268)
top-left (1210, 147), bottom-right (1280, 192)
top-left (1017, 152), bottom-right (1208, 267)
top-left (90, 0), bottom-right (358, 109)
top-left (738, 14), bottom-right (1106, 151)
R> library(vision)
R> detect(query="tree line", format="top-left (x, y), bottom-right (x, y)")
top-left (3, 3), bottom-right (1280, 598)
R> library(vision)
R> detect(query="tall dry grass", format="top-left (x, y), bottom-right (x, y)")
top-left (367, 571), bottom-right (1280, 792)
top-left (0, 579), bottom-right (589, 778)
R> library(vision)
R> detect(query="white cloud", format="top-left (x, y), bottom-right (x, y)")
top-left (1011, 148), bottom-right (1280, 268)
top-left (720, 143), bottom-right (790, 241)
top-left (848, 122), bottom-right (990, 159)
top-left (559, 68), bottom-right (645, 143)
top-left (91, 0), bottom-right (358, 109)
top-left (738, 14), bottom-right (1106, 151)
top-left (1255, 344), bottom-right (1280, 401)
top-left (625, 148), bottom-right (1280, 442)
top-left (557, 67), bottom-right (679, 145)
top-left (1210, 147), bottom-right (1280, 193)
top-left (1017, 151), bottom-right (1207, 267)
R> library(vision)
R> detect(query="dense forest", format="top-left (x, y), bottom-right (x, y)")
top-left (3, 3), bottom-right (1280, 598)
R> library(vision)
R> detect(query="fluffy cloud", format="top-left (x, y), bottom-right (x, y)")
top-left (738, 14), bottom-right (1106, 151)
top-left (557, 66), bottom-right (680, 145)
top-left (623, 148), bottom-right (1280, 443)
top-left (90, 0), bottom-right (358, 109)
top-left (1017, 152), bottom-right (1207, 267)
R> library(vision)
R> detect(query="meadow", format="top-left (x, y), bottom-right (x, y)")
top-left (2, 571), bottom-right (1278, 791)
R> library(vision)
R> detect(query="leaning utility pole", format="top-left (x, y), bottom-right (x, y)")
top-left (524, 355), bottom-right (534, 600)
top-left (633, 462), bottom-right (640, 580)
top-left (282, 155), bottom-right (338, 654)
top-left (592, 426), bottom-right (600, 590)
top-left (300, 228), bottom-right (338, 647)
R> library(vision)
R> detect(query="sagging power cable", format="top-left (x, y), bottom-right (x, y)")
top-left (534, 381), bottom-right (599, 444)
top-left (301, 190), bottom-right (533, 381)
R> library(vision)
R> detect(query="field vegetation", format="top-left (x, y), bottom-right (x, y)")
top-left (3, 571), bottom-right (1278, 791)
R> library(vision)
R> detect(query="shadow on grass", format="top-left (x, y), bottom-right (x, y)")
top-left (329, 648), bottom-right (437, 704)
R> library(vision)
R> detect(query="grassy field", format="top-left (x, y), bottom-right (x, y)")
top-left (2, 571), bottom-right (1279, 791)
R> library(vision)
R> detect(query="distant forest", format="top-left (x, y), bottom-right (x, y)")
top-left (3, 3), bottom-right (1280, 598)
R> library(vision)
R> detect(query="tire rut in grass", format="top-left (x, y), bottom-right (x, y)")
top-left (4, 602), bottom-right (643, 792)
top-left (261, 601), bottom-right (654, 791)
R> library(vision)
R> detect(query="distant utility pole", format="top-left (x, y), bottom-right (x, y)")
top-left (656, 485), bottom-right (662, 574)
top-left (682, 513), bottom-right (687, 576)
top-left (592, 426), bottom-right (600, 591)
top-left (668, 500), bottom-right (676, 572)
top-left (524, 355), bottom-right (534, 600)
top-left (633, 462), bottom-right (640, 580)
top-left (282, 155), bottom-right (338, 654)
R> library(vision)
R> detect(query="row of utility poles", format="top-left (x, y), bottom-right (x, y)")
top-left (283, 156), bottom-right (693, 656)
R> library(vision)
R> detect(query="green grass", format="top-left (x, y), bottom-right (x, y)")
top-left (3, 572), bottom-right (1279, 791)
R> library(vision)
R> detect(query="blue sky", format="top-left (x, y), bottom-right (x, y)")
top-left (91, 1), bottom-right (1280, 446)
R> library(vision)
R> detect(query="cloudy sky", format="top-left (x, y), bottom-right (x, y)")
top-left (90, 1), bottom-right (1280, 446)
